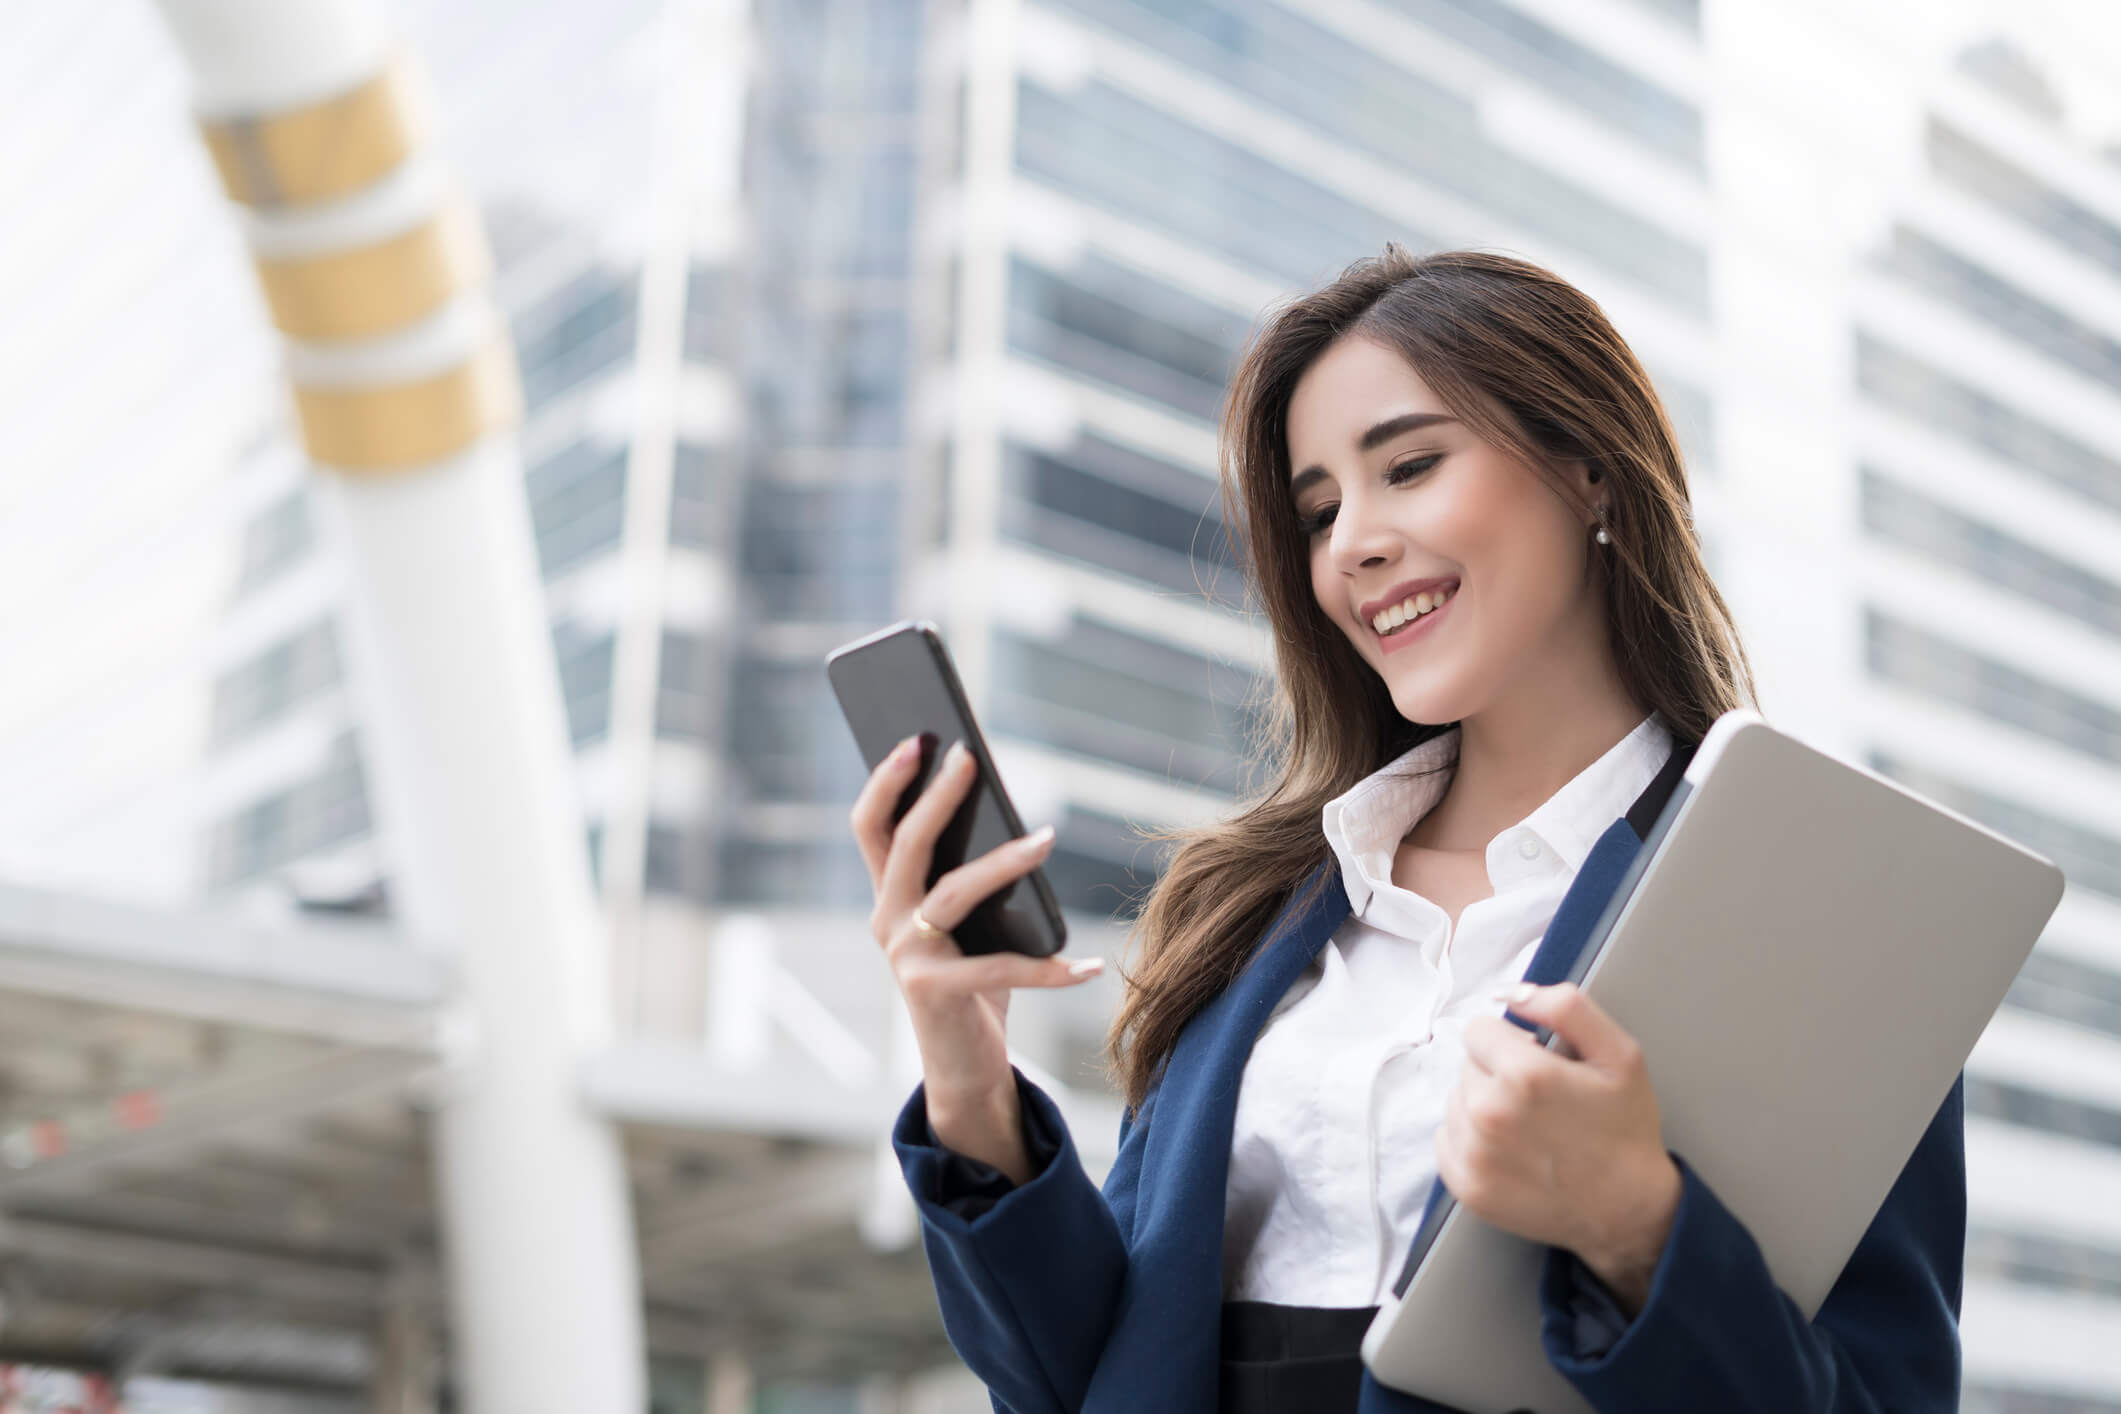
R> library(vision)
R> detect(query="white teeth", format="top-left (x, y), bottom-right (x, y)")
top-left (1370, 585), bottom-right (1455, 637)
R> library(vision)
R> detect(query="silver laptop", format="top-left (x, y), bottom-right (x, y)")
top-left (1361, 709), bottom-right (2065, 1412)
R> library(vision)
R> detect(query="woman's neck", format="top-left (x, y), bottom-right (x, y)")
top-left (1410, 664), bottom-right (1648, 852)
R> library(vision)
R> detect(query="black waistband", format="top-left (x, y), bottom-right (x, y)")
top-left (1221, 1300), bottom-right (1377, 1361)
top-left (1219, 1301), bottom-right (1376, 1414)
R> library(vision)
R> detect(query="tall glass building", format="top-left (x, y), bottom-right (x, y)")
top-left (205, 0), bottom-right (1718, 960)
top-left (1844, 41), bottom-right (2121, 1414)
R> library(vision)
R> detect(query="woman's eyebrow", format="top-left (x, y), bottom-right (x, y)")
top-left (1289, 412), bottom-right (1459, 494)
top-left (1359, 411), bottom-right (1456, 451)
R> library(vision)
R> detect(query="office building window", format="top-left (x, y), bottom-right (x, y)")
top-left (1962, 1387), bottom-right (2121, 1414)
top-left (1043, 0), bottom-right (1701, 171)
top-left (989, 618), bottom-right (1263, 792)
top-left (1383, 0), bottom-right (1702, 166)
top-left (645, 820), bottom-right (713, 902)
top-left (1857, 337), bottom-right (2121, 517)
top-left (2006, 951), bottom-right (2121, 1043)
top-left (234, 489), bottom-right (314, 596)
top-left (1871, 752), bottom-right (2121, 901)
top-left (1007, 257), bottom-right (1248, 423)
top-left (514, 265), bottom-right (639, 410)
top-left (670, 443), bottom-right (720, 550)
top-left (738, 481), bottom-right (899, 620)
top-left (1017, 74), bottom-right (1707, 313)
top-left (553, 621), bottom-right (614, 747)
top-left (1967, 1226), bottom-right (2121, 1301)
top-left (1967, 1076), bottom-right (2121, 1152)
top-left (208, 620), bottom-right (341, 748)
top-left (1000, 436), bottom-right (1236, 596)
top-left (726, 659), bottom-right (868, 804)
top-left (716, 835), bottom-right (872, 907)
top-left (527, 438), bottom-right (627, 578)
top-left (1015, 78), bottom-right (1436, 291)
top-left (1883, 227), bottom-right (2121, 397)
top-left (206, 734), bottom-right (371, 888)
top-left (1045, 805), bottom-right (1164, 920)
top-left (1038, 0), bottom-right (1475, 206)
top-left (1929, 122), bottom-right (2121, 282)
top-left (683, 261), bottom-right (735, 363)
top-left (1862, 470), bottom-right (2121, 639)
top-left (1865, 610), bottom-right (2121, 768)
top-left (655, 631), bottom-right (716, 743)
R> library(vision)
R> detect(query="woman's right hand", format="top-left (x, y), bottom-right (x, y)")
top-left (851, 734), bottom-right (1103, 1183)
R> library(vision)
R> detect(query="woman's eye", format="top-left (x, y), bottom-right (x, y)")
top-left (1387, 453), bottom-right (1442, 484)
top-left (1299, 456), bottom-right (1439, 538)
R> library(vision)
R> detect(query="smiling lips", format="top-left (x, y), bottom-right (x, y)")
top-left (1362, 578), bottom-right (1460, 640)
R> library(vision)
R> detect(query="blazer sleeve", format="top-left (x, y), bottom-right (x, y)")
top-left (1536, 1074), bottom-right (1966, 1414)
top-left (893, 1068), bottom-right (1131, 1414)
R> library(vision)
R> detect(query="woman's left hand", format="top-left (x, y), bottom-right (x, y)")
top-left (1437, 981), bottom-right (1682, 1316)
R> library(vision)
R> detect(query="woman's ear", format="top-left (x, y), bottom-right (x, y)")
top-left (1559, 458), bottom-right (1605, 528)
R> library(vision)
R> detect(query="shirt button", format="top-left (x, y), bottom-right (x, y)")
top-left (1516, 836), bottom-right (1541, 861)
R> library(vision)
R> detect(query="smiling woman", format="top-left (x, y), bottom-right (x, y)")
top-left (1116, 248), bottom-right (1750, 1112)
top-left (862, 247), bottom-right (1967, 1414)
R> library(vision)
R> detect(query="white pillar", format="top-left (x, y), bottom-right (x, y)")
top-left (146, 3), bottom-right (648, 1410)
top-left (321, 446), bottom-right (646, 1414)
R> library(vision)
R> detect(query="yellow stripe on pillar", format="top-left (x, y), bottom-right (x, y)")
top-left (200, 60), bottom-right (420, 209)
top-left (254, 201), bottom-right (489, 341)
top-left (292, 338), bottom-right (521, 473)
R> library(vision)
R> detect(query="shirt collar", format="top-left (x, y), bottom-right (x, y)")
top-left (1319, 714), bottom-right (1674, 920)
top-left (1509, 713), bottom-right (1674, 874)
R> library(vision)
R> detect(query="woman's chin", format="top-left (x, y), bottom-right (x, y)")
top-left (1385, 678), bottom-right (1470, 730)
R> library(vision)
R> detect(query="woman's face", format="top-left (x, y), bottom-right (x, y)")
top-left (1285, 334), bottom-right (1607, 727)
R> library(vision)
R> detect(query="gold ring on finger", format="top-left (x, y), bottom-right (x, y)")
top-left (910, 909), bottom-right (951, 942)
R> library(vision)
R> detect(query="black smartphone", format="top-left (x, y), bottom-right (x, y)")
top-left (826, 619), bottom-right (1068, 958)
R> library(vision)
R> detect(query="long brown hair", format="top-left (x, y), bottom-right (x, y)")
top-left (1106, 246), bottom-right (1756, 1111)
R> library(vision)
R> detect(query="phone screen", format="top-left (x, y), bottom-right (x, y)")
top-left (827, 622), bottom-right (1065, 956)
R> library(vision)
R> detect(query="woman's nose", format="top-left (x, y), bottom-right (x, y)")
top-left (1327, 495), bottom-right (1398, 570)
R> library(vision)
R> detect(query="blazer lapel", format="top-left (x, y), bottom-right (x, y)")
top-left (1133, 860), bottom-right (1351, 1243)
top-left (1085, 862), bottom-right (1351, 1414)
top-left (1519, 736), bottom-right (1696, 990)
top-left (1517, 819), bottom-right (1643, 989)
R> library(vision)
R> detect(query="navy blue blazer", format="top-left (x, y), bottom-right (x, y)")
top-left (893, 768), bottom-right (1966, 1413)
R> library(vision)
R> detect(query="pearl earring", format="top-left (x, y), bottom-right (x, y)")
top-left (1594, 525), bottom-right (1612, 546)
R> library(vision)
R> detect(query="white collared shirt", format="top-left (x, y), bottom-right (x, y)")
top-left (1221, 714), bottom-right (1674, 1307)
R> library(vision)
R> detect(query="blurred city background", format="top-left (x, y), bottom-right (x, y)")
top-left (2, 0), bottom-right (2121, 1408)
